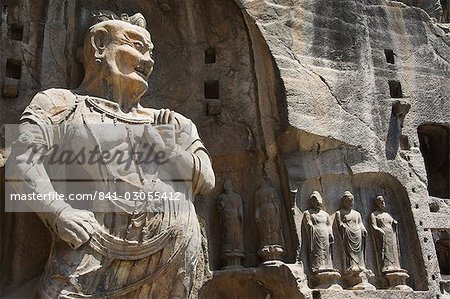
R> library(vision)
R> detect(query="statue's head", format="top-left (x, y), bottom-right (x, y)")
top-left (374, 195), bottom-right (386, 210)
top-left (309, 191), bottom-right (323, 209)
top-left (81, 12), bottom-right (154, 97)
top-left (341, 191), bottom-right (354, 209)
top-left (223, 178), bottom-right (233, 192)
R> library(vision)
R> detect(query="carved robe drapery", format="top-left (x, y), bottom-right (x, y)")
top-left (218, 189), bottom-right (244, 254)
top-left (255, 185), bottom-right (283, 248)
top-left (304, 210), bottom-right (334, 272)
top-left (336, 209), bottom-right (367, 272)
top-left (371, 211), bottom-right (401, 272)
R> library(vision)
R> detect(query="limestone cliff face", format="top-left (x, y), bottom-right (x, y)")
top-left (236, 0), bottom-right (449, 296)
top-left (240, 0), bottom-right (449, 158)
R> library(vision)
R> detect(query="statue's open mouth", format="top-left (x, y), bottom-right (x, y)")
top-left (134, 66), bottom-right (149, 79)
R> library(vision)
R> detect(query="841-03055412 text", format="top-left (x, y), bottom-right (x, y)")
top-left (9, 191), bottom-right (182, 202)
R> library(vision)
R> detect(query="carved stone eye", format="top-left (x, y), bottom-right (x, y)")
top-left (134, 42), bottom-right (144, 52)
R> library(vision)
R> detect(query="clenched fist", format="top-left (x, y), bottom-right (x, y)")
top-left (53, 207), bottom-right (97, 249)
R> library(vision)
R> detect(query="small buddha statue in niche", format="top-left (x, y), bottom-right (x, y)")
top-left (255, 180), bottom-right (285, 262)
top-left (336, 191), bottom-right (375, 290)
top-left (304, 191), bottom-right (341, 289)
top-left (217, 178), bottom-right (245, 269)
top-left (371, 195), bottom-right (411, 290)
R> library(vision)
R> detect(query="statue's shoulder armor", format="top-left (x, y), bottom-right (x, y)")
top-left (24, 88), bottom-right (78, 124)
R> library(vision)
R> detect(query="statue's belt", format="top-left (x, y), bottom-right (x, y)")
top-left (88, 225), bottom-right (180, 260)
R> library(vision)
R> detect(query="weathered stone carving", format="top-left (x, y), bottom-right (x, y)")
top-left (370, 196), bottom-right (401, 272)
top-left (371, 196), bottom-right (411, 290)
top-left (304, 191), bottom-right (341, 289)
top-left (336, 191), bottom-right (368, 272)
top-left (7, 12), bottom-right (215, 298)
top-left (255, 181), bottom-right (285, 262)
top-left (217, 178), bottom-right (245, 269)
top-left (1, 0), bottom-right (448, 296)
top-left (336, 191), bottom-right (375, 290)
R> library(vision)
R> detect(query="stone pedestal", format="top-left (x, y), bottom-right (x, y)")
top-left (258, 244), bottom-right (284, 262)
top-left (311, 269), bottom-right (342, 290)
top-left (343, 269), bottom-right (376, 290)
top-left (221, 250), bottom-right (245, 270)
top-left (384, 269), bottom-right (412, 290)
top-left (201, 262), bottom-right (311, 298)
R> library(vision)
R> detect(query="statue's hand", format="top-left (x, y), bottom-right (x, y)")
top-left (329, 234), bottom-right (335, 243)
top-left (54, 208), bottom-right (96, 249)
top-left (392, 220), bottom-right (398, 230)
top-left (154, 108), bottom-right (176, 125)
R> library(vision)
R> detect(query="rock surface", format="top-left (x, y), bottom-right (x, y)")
top-left (1, 0), bottom-right (449, 298)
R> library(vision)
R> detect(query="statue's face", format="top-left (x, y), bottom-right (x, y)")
top-left (223, 179), bottom-right (233, 191)
top-left (101, 21), bottom-right (154, 94)
top-left (342, 195), bottom-right (354, 209)
top-left (310, 195), bottom-right (323, 209)
top-left (376, 197), bottom-right (385, 210)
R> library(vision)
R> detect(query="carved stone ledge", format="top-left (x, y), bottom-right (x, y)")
top-left (312, 289), bottom-right (430, 299)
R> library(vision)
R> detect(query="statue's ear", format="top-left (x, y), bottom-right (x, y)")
top-left (91, 28), bottom-right (108, 59)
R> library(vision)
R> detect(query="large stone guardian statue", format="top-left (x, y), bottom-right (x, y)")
top-left (371, 196), bottom-right (411, 290)
top-left (336, 191), bottom-right (375, 290)
top-left (255, 180), bottom-right (285, 262)
top-left (6, 12), bottom-right (215, 298)
top-left (217, 178), bottom-right (245, 269)
top-left (303, 191), bottom-right (341, 289)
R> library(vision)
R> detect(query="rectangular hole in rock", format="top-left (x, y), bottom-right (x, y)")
top-left (388, 80), bottom-right (403, 98)
top-left (384, 49), bottom-right (395, 64)
top-left (9, 23), bottom-right (23, 41)
top-left (400, 135), bottom-right (410, 150)
top-left (204, 80), bottom-right (219, 99)
top-left (433, 229), bottom-right (450, 276)
top-left (418, 124), bottom-right (450, 199)
top-left (205, 47), bottom-right (216, 64)
top-left (6, 59), bottom-right (22, 79)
